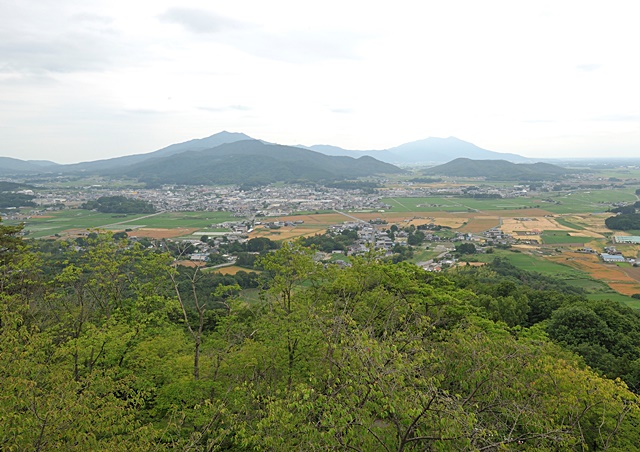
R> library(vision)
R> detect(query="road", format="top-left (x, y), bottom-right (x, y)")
top-left (98, 211), bottom-right (166, 229)
top-left (332, 209), bottom-right (369, 224)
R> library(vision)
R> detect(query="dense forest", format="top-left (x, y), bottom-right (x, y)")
top-left (81, 195), bottom-right (156, 214)
top-left (2, 219), bottom-right (640, 450)
top-left (0, 192), bottom-right (36, 209)
top-left (605, 213), bottom-right (640, 231)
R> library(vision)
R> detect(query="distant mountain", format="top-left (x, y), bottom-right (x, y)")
top-left (306, 145), bottom-right (396, 162)
top-left (57, 131), bottom-right (254, 172)
top-left (387, 137), bottom-right (530, 164)
top-left (422, 158), bottom-right (574, 180)
top-left (0, 132), bottom-right (529, 180)
top-left (0, 157), bottom-right (49, 174)
top-left (308, 137), bottom-right (530, 164)
top-left (27, 160), bottom-right (60, 167)
top-left (118, 140), bottom-right (403, 187)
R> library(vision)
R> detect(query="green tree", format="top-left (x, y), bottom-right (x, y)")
top-left (455, 242), bottom-right (476, 255)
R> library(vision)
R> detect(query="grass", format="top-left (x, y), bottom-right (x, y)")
top-left (541, 189), bottom-right (637, 214)
top-left (586, 292), bottom-right (640, 309)
top-left (473, 249), bottom-right (640, 309)
top-left (13, 210), bottom-right (243, 238)
top-left (410, 248), bottom-right (442, 263)
top-left (139, 212), bottom-right (240, 228)
top-left (541, 230), bottom-right (591, 245)
top-left (555, 217), bottom-right (586, 230)
top-left (475, 250), bottom-right (585, 277)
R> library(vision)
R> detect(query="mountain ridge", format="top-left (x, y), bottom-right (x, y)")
top-left (308, 137), bottom-right (530, 164)
top-left (1, 131), bottom-right (532, 177)
top-left (423, 158), bottom-right (574, 180)
top-left (118, 139), bottom-right (404, 187)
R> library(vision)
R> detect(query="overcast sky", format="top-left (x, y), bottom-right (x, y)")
top-left (2, 1), bottom-right (639, 163)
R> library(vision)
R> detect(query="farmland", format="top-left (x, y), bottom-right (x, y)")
top-left (15, 210), bottom-right (240, 239)
top-left (3, 165), bottom-right (640, 307)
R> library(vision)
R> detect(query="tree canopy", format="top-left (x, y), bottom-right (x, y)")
top-left (2, 229), bottom-right (640, 450)
top-left (81, 195), bottom-right (156, 214)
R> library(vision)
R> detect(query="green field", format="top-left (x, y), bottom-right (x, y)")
top-left (11, 210), bottom-right (242, 238)
top-left (472, 249), bottom-right (640, 309)
top-left (540, 230), bottom-right (591, 245)
top-left (410, 248), bottom-right (442, 263)
top-left (554, 217), bottom-right (586, 230)
top-left (475, 250), bottom-right (585, 277)
top-left (541, 189), bottom-right (637, 214)
top-left (381, 187), bottom-right (636, 215)
top-left (381, 197), bottom-right (543, 213)
top-left (138, 212), bottom-right (240, 228)
top-left (586, 292), bottom-right (640, 309)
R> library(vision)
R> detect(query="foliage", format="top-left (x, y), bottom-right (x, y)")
top-left (605, 213), bottom-right (640, 230)
top-left (455, 242), bottom-right (476, 255)
top-left (300, 229), bottom-right (358, 252)
top-left (0, 192), bottom-right (36, 208)
top-left (423, 158), bottom-right (574, 181)
top-left (3, 231), bottom-right (640, 449)
top-left (546, 299), bottom-right (640, 391)
top-left (81, 195), bottom-right (156, 214)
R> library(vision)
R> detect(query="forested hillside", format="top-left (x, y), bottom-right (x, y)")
top-left (2, 220), bottom-right (640, 450)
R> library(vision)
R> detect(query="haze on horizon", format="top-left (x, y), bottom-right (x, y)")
top-left (2, 1), bottom-right (639, 165)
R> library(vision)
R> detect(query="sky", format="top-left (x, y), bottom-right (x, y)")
top-left (1, 0), bottom-right (640, 164)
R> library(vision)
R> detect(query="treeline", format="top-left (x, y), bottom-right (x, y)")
top-left (609, 201), bottom-right (640, 215)
top-left (2, 223), bottom-right (640, 449)
top-left (300, 229), bottom-right (358, 251)
top-left (0, 192), bottom-right (36, 208)
top-left (605, 212), bottom-right (640, 230)
top-left (81, 195), bottom-right (156, 213)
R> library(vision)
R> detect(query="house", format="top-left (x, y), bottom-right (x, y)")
top-left (600, 253), bottom-right (626, 263)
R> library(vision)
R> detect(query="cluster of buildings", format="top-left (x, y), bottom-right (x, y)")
top-left (600, 243), bottom-right (638, 265)
top-left (12, 183), bottom-right (389, 218)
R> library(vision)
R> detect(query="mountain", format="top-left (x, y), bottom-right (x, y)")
top-left (422, 158), bottom-right (574, 180)
top-left (386, 137), bottom-right (530, 164)
top-left (0, 157), bottom-right (51, 174)
top-left (57, 131), bottom-right (254, 172)
top-left (0, 132), bottom-right (528, 178)
top-left (308, 137), bottom-right (530, 164)
top-left (306, 144), bottom-right (396, 161)
top-left (118, 139), bottom-right (404, 186)
top-left (27, 160), bottom-right (60, 167)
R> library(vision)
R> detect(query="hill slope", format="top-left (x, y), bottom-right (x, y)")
top-left (423, 158), bottom-right (573, 180)
top-left (0, 157), bottom-right (51, 174)
top-left (59, 131), bottom-right (253, 172)
top-left (310, 137), bottom-right (530, 164)
top-left (119, 139), bottom-right (404, 186)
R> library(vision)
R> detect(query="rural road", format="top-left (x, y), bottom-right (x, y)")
top-left (99, 211), bottom-right (166, 229)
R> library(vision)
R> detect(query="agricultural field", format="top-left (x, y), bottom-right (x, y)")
top-left (540, 188), bottom-right (637, 214)
top-left (381, 196), bottom-right (544, 213)
top-left (250, 224), bottom-right (327, 241)
top-left (540, 230), bottom-right (596, 245)
top-left (546, 251), bottom-right (640, 297)
top-left (12, 210), bottom-right (241, 239)
top-left (458, 216), bottom-right (500, 233)
top-left (4, 168), bottom-right (640, 308)
top-left (211, 265), bottom-right (258, 276)
top-left (473, 249), bottom-right (640, 304)
top-left (587, 293), bottom-right (640, 309)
